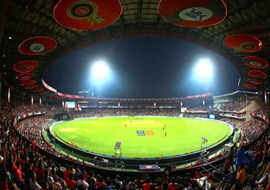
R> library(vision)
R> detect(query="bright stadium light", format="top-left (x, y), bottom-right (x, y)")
top-left (194, 58), bottom-right (213, 80)
top-left (91, 60), bottom-right (110, 82)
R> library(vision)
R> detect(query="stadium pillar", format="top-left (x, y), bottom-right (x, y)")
top-left (0, 0), bottom-right (9, 45)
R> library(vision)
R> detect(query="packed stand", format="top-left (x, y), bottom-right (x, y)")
top-left (1, 102), bottom-right (270, 189)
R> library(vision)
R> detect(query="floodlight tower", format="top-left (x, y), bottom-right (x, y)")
top-left (194, 58), bottom-right (214, 82)
top-left (90, 60), bottom-right (111, 97)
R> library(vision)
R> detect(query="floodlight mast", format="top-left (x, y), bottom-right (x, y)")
top-left (90, 60), bottom-right (111, 97)
top-left (195, 58), bottom-right (213, 80)
top-left (92, 60), bottom-right (110, 81)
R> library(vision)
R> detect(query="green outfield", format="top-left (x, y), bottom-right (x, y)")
top-left (51, 116), bottom-right (232, 158)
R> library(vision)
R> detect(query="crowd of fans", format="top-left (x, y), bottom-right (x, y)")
top-left (215, 99), bottom-right (247, 113)
top-left (1, 98), bottom-right (270, 190)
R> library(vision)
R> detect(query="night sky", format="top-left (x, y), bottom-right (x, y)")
top-left (44, 36), bottom-right (239, 98)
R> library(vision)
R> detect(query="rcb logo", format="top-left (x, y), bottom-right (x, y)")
top-left (249, 61), bottom-right (262, 67)
top-left (66, 0), bottom-right (104, 25)
top-left (29, 43), bottom-right (45, 53)
top-left (240, 42), bottom-right (257, 50)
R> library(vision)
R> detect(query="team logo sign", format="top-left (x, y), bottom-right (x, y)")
top-left (158, 0), bottom-right (227, 28)
top-left (224, 34), bottom-right (262, 53)
top-left (244, 83), bottom-right (257, 90)
top-left (243, 56), bottom-right (269, 70)
top-left (20, 80), bottom-right (37, 86)
top-left (53, 0), bottom-right (122, 31)
top-left (178, 7), bottom-right (213, 21)
top-left (248, 70), bottom-right (267, 80)
top-left (13, 60), bottom-right (39, 73)
top-left (18, 36), bottom-right (57, 55)
top-left (24, 85), bottom-right (39, 90)
top-left (49, 95), bottom-right (60, 99)
top-left (32, 88), bottom-right (45, 93)
top-left (40, 91), bottom-right (49, 95)
top-left (247, 78), bottom-right (263, 86)
top-left (16, 73), bottom-right (33, 81)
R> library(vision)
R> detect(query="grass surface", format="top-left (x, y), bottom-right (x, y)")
top-left (51, 116), bottom-right (232, 158)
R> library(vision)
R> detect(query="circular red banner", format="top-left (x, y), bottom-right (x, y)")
top-left (13, 60), bottom-right (39, 73)
top-left (224, 34), bottom-right (262, 53)
top-left (18, 36), bottom-right (57, 55)
top-left (244, 83), bottom-right (257, 89)
top-left (20, 80), bottom-right (37, 86)
top-left (40, 91), bottom-right (49, 95)
top-left (158, 0), bottom-right (227, 28)
top-left (244, 56), bottom-right (269, 70)
top-left (247, 78), bottom-right (263, 86)
top-left (248, 70), bottom-right (267, 80)
top-left (49, 95), bottom-right (60, 99)
top-left (24, 85), bottom-right (39, 90)
top-left (16, 73), bottom-right (33, 81)
top-left (53, 0), bottom-right (122, 31)
top-left (32, 88), bottom-right (45, 93)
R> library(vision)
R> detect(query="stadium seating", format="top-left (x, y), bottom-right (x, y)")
top-left (1, 98), bottom-right (270, 190)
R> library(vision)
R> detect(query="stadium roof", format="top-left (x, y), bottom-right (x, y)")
top-left (0, 0), bottom-right (270, 99)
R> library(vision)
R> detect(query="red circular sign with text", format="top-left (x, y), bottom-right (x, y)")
top-left (13, 60), bottom-right (39, 73)
top-left (54, 0), bottom-right (122, 31)
top-left (158, 0), bottom-right (227, 28)
top-left (20, 80), bottom-right (37, 86)
top-left (247, 78), bottom-right (263, 86)
top-left (248, 70), bottom-right (267, 80)
top-left (224, 34), bottom-right (262, 53)
top-left (18, 36), bottom-right (57, 55)
top-left (32, 88), bottom-right (45, 93)
top-left (16, 73), bottom-right (33, 81)
top-left (244, 56), bottom-right (268, 69)
top-left (244, 83), bottom-right (257, 89)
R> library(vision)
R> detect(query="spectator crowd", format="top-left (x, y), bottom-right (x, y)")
top-left (1, 99), bottom-right (270, 190)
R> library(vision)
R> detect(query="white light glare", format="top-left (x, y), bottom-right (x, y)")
top-left (195, 58), bottom-right (213, 79)
top-left (92, 60), bottom-right (110, 81)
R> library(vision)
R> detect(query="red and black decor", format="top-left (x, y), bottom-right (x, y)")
top-left (18, 36), bottom-right (57, 55)
top-left (53, 0), bottom-right (122, 31)
top-left (40, 91), bottom-right (49, 95)
top-left (224, 34), bottom-right (262, 53)
top-left (32, 88), bottom-right (45, 93)
top-left (243, 83), bottom-right (257, 90)
top-left (20, 80), bottom-right (37, 87)
top-left (158, 0), bottom-right (227, 28)
top-left (16, 73), bottom-right (33, 81)
top-left (247, 78), bottom-right (263, 86)
top-left (13, 60), bottom-right (39, 74)
top-left (248, 70), bottom-right (267, 80)
top-left (24, 84), bottom-right (39, 90)
top-left (244, 56), bottom-right (269, 70)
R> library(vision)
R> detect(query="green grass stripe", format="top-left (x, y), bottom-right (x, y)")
top-left (51, 117), bottom-right (232, 158)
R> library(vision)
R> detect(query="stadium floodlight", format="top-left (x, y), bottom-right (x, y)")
top-left (91, 60), bottom-right (110, 82)
top-left (195, 58), bottom-right (213, 80)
